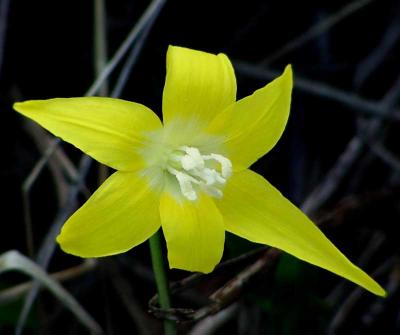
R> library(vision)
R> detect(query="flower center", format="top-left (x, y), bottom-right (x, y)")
top-left (166, 146), bottom-right (232, 201)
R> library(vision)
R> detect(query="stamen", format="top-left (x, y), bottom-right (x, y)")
top-left (166, 146), bottom-right (232, 201)
top-left (180, 146), bottom-right (204, 170)
top-left (167, 167), bottom-right (199, 201)
top-left (204, 153), bottom-right (232, 178)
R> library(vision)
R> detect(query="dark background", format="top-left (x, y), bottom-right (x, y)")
top-left (0, 0), bottom-right (399, 334)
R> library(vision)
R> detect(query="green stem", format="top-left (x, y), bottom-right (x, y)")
top-left (149, 230), bottom-right (176, 335)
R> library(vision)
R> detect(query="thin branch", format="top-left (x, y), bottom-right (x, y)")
top-left (22, 138), bottom-right (61, 194)
top-left (0, 0), bottom-right (10, 76)
top-left (21, 137), bottom-right (60, 257)
top-left (87, 0), bottom-right (167, 96)
top-left (326, 231), bottom-right (386, 305)
top-left (111, 12), bottom-right (158, 98)
top-left (301, 136), bottom-right (364, 214)
top-left (189, 303), bottom-right (239, 335)
top-left (107, 260), bottom-right (156, 335)
top-left (260, 0), bottom-right (376, 65)
top-left (380, 71), bottom-right (400, 108)
top-left (368, 142), bottom-right (400, 173)
top-left (0, 259), bottom-right (97, 305)
top-left (16, 156), bottom-right (93, 335)
top-left (327, 258), bottom-right (394, 335)
top-left (22, 123), bottom-right (79, 200)
top-left (94, 0), bottom-right (109, 97)
top-left (94, 0), bottom-right (110, 184)
top-left (354, 8), bottom-right (400, 88)
top-left (148, 249), bottom-right (281, 322)
top-left (0, 251), bottom-right (102, 334)
top-left (360, 264), bottom-right (400, 329)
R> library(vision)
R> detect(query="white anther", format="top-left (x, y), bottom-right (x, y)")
top-left (167, 167), bottom-right (199, 201)
top-left (206, 168), bottom-right (223, 185)
top-left (190, 168), bottom-right (215, 185)
top-left (208, 153), bottom-right (232, 178)
top-left (180, 146), bottom-right (205, 171)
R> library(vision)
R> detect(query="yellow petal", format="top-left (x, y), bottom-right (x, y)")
top-left (162, 45), bottom-right (236, 130)
top-left (14, 97), bottom-right (162, 171)
top-left (206, 65), bottom-right (292, 170)
top-left (217, 169), bottom-right (386, 296)
top-left (160, 192), bottom-right (225, 273)
top-left (57, 171), bottom-right (161, 257)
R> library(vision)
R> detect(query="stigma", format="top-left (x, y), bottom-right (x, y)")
top-left (166, 146), bottom-right (232, 201)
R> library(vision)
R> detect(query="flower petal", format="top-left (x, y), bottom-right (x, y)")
top-left (160, 192), bottom-right (225, 273)
top-left (217, 169), bottom-right (386, 296)
top-left (162, 45), bottom-right (236, 129)
top-left (14, 97), bottom-right (162, 171)
top-left (206, 65), bottom-right (292, 170)
top-left (57, 171), bottom-right (161, 257)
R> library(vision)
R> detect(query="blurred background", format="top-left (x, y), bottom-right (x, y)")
top-left (1, 0), bottom-right (399, 334)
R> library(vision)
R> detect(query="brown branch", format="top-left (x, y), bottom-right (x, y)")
top-left (148, 248), bottom-right (280, 323)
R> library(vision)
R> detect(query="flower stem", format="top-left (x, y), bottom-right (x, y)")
top-left (149, 230), bottom-right (176, 335)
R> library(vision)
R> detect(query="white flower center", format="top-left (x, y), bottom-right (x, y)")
top-left (166, 146), bottom-right (232, 201)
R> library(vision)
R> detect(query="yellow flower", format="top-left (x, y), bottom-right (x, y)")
top-left (14, 46), bottom-right (385, 296)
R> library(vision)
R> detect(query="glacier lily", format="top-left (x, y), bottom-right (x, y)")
top-left (14, 46), bottom-right (385, 296)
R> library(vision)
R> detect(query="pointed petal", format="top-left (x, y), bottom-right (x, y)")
top-left (206, 66), bottom-right (292, 170)
top-left (160, 192), bottom-right (225, 273)
top-left (162, 45), bottom-right (236, 130)
top-left (217, 169), bottom-right (386, 296)
top-left (57, 171), bottom-right (161, 257)
top-left (14, 97), bottom-right (162, 171)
